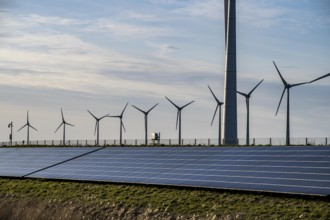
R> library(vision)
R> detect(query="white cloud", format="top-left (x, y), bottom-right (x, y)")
top-left (87, 18), bottom-right (177, 38)
top-left (150, 43), bottom-right (179, 58)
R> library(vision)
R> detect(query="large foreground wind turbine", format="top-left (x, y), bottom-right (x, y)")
top-left (237, 79), bottom-right (263, 145)
top-left (87, 110), bottom-right (109, 146)
top-left (132, 103), bottom-right (158, 145)
top-left (165, 97), bottom-right (194, 146)
top-left (223, 0), bottom-right (238, 144)
top-left (17, 111), bottom-right (37, 145)
top-left (273, 61), bottom-right (311, 145)
top-left (109, 103), bottom-right (128, 146)
top-left (55, 108), bottom-right (74, 146)
top-left (208, 85), bottom-right (223, 145)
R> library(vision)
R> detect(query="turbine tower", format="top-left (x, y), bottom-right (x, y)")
top-left (55, 108), bottom-right (74, 146)
top-left (109, 103), bottom-right (128, 146)
top-left (273, 61), bottom-right (310, 145)
top-left (208, 85), bottom-right (223, 145)
top-left (223, 0), bottom-right (237, 144)
top-left (132, 103), bottom-right (158, 145)
top-left (237, 79), bottom-right (263, 145)
top-left (17, 111), bottom-right (37, 146)
top-left (87, 110), bottom-right (109, 147)
top-left (165, 97), bottom-right (194, 146)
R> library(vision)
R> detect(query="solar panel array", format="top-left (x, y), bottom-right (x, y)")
top-left (1, 146), bottom-right (330, 196)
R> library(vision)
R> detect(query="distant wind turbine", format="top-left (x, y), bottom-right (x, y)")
top-left (87, 110), bottom-right (109, 147)
top-left (132, 103), bottom-right (158, 145)
top-left (208, 85), bottom-right (223, 145)
top-left (55, 108), bottom-right (74, 146)
top-left (237, 79), bottom-right (263, 145)
top-left (273, 61), bottom-right (311, 145)
top-left (109, 103), bottom-right (128, 146)
top-left (165, 97), bottom-right (194, 146)
top-left (17, 111), bottom-right (37, 146)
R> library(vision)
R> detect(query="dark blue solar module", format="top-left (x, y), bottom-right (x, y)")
top-left (0, 147), bottom-right (101, 177)
top-left (26, 146), bottom-right (330, 196)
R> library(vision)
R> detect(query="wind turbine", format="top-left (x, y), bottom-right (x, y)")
top-left (237, 79), bottom-right (264, 145)
top-left (55, 108), bottom-right (74, 146)
top-left (17, 111), bottom-right (37, 146)
top-left (273, 61), bottom-right (310, 145)
top-left (208, 85), bottom-right (223, 145)
top-left (87, 110), bottom-right (109, 147)
top-left (132, 103), bottom-right (158, 145)
top-left (109, 103), bottom-right (128, 146)
top-left (165, 97), bottom-right (194, 146)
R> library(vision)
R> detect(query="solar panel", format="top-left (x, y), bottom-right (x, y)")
top-left (0, 147), bottom-right (101, 177)
top-left (26, 146), bottom-right (330, 196)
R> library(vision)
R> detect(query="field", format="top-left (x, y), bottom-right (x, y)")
top-left (0, 178), bottom-right (329, 219)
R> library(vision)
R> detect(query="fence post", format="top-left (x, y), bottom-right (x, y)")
top-left (208, 139), bottom-right (210, 146)
top-left (169, 139), bottom-right (171, 145)
top-left (253, 138), bottom-right (255, 145)
top-left (326, 138), bottom-right (328, 146)
top-left (135, 139), bottom-right (137, 146)
top-left (52, 140), bottom-right (54, 146)
top-left (306, 138), bottom-right (308, 145)
top-left (194, 139), bottom-right (196, 146)
top-left (270, 138), bottom-right (272, 146)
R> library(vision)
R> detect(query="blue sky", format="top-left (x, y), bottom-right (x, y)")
top-left (0, 0), bottom-right (329, 142)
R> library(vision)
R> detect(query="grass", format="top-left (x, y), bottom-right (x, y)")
top-left (0, 178), bottom-right (329, 219)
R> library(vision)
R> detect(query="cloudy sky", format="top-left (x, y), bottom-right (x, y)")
top-left (0, 0), bottom-right (329, 143)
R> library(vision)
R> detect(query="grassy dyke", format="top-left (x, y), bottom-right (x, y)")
top-left (0, 178), bottom-right (329, 219)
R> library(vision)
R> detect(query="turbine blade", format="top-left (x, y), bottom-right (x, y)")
top-left (17, 124), bottom-right (27, 132)
top-left (290, 82), bottom-right (309, 88)
top-left (108, 115), bottom-right (120, 118)
top-left (61, 108), bottom-right (64, 122)
top-left (27, 110), bottom-right (29, 124)
top-left (55, 122), bottom-right (63, 133)
top-left (121, 120), bottom-right (126, 133)
top-left (208, 86), bottom-right (223, 105)
top-left (29, 124), bottom-right (38, 131)
top-left (165, 96), bottom-right (179, 109)
top-left (87, 110), bottom-right (97, 120)
top-left (94, 121), bottom-right (98, 136)
top-left (121, 102), bottom-right (129, 116)
top-left (208, 85), bottom-right (221, 103)
top-left (99, 114), bottom-right (109, 120)
top-left (176, 111), bottom-right (179, 130)
top-left (211, 105), bottom-right (219, 126)
top-left (248, 79), bottom-right (264, 96)
top-left (147, 103), bottom-right (159, 113)
top-left (273, 61), bottom-right (288, 86)
top-left (237, 91), bottom-right (247, 97)
top-left (182, 100), bottom-right (194, 109)
top-left (132, 105), bottom-right (146, 114)
top-left (276, 88), bottom-right (286, 116)
top-left (65, 122), bottom-right (75, 127)
top-left (309, 73), bottom-right (330, 83)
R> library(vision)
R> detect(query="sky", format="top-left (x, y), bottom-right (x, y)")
top-left (0, 0), bottom-right (329, 143)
